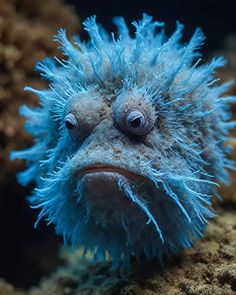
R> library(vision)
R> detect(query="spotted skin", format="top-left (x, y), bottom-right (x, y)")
top-left (11, 14), bottom-right (236, 266)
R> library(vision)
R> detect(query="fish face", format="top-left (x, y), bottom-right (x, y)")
top-left (11, 15), bottom-right (234, 265)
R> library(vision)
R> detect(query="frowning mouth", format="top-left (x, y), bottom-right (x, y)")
top-left (76, 165), bottom-right (148, 184)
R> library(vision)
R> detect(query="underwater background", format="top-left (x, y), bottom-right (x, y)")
top-left (0, 0), bottom-right (235, 294)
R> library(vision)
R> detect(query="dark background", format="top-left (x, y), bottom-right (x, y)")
top-left (1, 0), bottom-right (236, 290)
top-left (68, 0), bottom-right (236, 54)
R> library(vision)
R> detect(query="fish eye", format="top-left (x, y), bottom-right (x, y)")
top-left (120, 108), bottom-right (153, 136)
top-left (64, 113), bottom-right (78, 130)
top-left (127, 110), bottom-right (145, 129)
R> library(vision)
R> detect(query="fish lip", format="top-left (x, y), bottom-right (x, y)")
top-left (75, 164), bottom-right (148, 183)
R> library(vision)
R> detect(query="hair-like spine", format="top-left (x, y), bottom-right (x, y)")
top-left (10, 14), bottom-right (236, 265)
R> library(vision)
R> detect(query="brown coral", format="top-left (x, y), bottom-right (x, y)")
top-left (0, 0), bottom-right (80, 289)
top-left (0, 0), bottom-right (80, 184)
top-left (217, 35), bottom-right (236, 205)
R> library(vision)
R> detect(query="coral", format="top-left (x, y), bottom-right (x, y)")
top-left (0, 0), bottom-right (80, 287)
top-left (217, 35), bottom-right (236, 96)
top-left (11, 14), bottom-right (235, 265)
top-left (216, 35), bottom-right (236, 205)
top-left (0, 279), bottom-right (24, 295)
top-left (0, 0), bottom-right (80, 184)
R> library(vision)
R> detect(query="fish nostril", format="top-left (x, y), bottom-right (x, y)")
top-left (113, 143), bottom-right (122, 154)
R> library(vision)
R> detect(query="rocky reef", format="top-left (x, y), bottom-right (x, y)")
top-left (0, 208), bottom-right (235, 295)
top-left (0, 0), bottom-right (80, 289)
top-left (218, 34), bottom-right (236, 205)
top-left (0, 0), bottom-right (80, 183)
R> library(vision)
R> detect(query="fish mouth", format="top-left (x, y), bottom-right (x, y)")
top-left (76, 165), bottom-right (148, 184)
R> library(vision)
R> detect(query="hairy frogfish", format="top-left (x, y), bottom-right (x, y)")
top-left (11, 14), bottom-right (236, 266)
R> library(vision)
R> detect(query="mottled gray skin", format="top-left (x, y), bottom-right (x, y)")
top-left (69, 89), bottom-right (159, 213)
top-left (11, 16), bottom-right (235, 265)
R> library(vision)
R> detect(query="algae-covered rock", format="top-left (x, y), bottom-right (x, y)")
top-left (33, 210), bottom-right (236, 295)
top-left (1, 209), bottom-right (235, 295)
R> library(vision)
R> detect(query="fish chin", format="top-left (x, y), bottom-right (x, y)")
top-left (76, 171), bottom-right (154, 242)
top-left (75, 168), bottom-right (156, 228)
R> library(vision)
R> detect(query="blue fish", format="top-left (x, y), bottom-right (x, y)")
top-left (11, 14), bottom-right (236, 266)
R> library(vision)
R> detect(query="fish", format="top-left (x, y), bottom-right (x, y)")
top-left (11, 14), bottom-right (236, 266)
